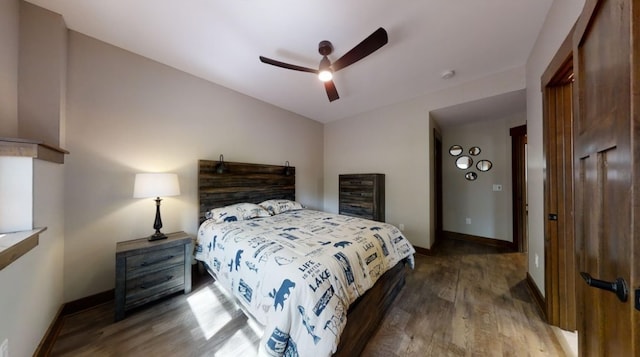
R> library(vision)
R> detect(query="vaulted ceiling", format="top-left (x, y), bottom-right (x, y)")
top-left (26, 0), bottom-right (553, 123)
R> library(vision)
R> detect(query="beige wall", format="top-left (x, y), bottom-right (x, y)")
top-left (525, 0), bottom-right (584, 296)
top-left (442, 112), bottom-right (526, 241)
top-left (0, 0), bottom-right (19, 137)
top-left (18, 2), bottom-right (67, 147)
top-left (0, 161), bottom-right (65, 357)
top-left (0, 2), bottom-right (67, 356)
top-left (324, 66), bottom-right (526, 250)
top-left (64, 32), bottom-right (324, 301)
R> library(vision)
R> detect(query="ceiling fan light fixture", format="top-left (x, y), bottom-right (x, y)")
top-left (318, 56), bottom-right (333, 82)
top-left (318, 70), bottom-right (333, 82)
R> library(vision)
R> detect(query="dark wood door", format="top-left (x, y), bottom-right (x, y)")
top-left (573, 0), bottom-right (639, 355)
top-left (434, 129), bottom-right (443, 244)
top-left (510, 125), bottom-right (527, 252)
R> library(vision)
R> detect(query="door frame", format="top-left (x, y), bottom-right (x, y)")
top-left (541, 24), bottom-right (577, 330)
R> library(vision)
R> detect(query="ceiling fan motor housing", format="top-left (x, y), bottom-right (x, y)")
top-left (318, 40), bottom-right (333, 56)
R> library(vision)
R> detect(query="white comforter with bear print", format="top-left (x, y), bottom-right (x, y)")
top-left (195, 209), bottom-right (415, 357)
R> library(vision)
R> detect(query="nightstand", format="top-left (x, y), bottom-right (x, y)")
top-left (114, 231), bottom-right (193, 321)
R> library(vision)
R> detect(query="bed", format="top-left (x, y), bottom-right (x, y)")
top-left (195, 159), bottom-right (415, 356)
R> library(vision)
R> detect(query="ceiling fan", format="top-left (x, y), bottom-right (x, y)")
top-left (259, 27), bottom-right (388, 102)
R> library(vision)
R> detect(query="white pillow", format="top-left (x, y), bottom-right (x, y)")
top-left (205, 202), bottom-right (271, 223)
top-left (259, 199), bottom-right (304, 215)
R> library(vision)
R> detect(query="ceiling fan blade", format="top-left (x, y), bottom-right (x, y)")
top-left (324, 80), bottom-right (339, 102)
top-left (259, 56), bottom-right (318, 74)
top-left (331, 27), bottom-right (388, 72)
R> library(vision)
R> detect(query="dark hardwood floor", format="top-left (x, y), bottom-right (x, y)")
top-left (47, 239), bottom-right (565, 356)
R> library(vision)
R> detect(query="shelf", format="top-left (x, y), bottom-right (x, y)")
top-left (0, 137), bottom-right (69, 164)
top-left (0, 227), bottom-right (47, 271)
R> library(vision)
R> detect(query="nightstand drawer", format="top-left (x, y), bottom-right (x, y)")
top-left (126, 246), bottom-right (184, 278)
top-left (125, 265), bottom-right (185, 306)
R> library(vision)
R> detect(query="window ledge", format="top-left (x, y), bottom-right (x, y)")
top-left (0, 227), bottom-right (47, 271)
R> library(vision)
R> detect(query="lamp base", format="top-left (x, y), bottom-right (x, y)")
top-left (148, 232), bottom-right (167, 241)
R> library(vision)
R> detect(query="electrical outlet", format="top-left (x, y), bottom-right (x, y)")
top-left (535, 254), bottom-right (539, 268)
top-left (465, 217), bottom-right (471, 225)
top-left (399, 223), bottom-right (405, 231)
top-left (1, 338), bottom-right (8, 357)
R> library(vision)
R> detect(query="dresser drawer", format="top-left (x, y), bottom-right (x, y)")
top-left (340, 204), bottom-right (374, 219)
top-left (340, 178), bottom-right (375, 186)
top-left (339, 189), bottom-right (374, 199)
top-left (340, 201), bottom-right (374, 211)
top-left (125, 264), bottom-right (185, 308)
top-left (126, 246), bottom-right (184, 278)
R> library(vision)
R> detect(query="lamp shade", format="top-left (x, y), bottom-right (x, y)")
top-left (133, 173), bottom-right (180, 198)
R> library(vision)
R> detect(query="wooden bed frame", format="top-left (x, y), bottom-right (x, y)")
top-left (198, 159), bottom-right (408, 356)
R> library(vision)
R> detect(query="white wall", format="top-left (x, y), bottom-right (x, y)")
top-left (324, 66), bottom-right (526, 250)
top-left (442, 113), bottom-right (525, 241)
top-left (525, 0), bottom-right (584, 295)
top-left (0, 0), bottom-right (19, 137)
top-left (64, 32), bottom-right (324, 301)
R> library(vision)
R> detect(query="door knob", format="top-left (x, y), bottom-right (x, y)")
top-left (580, 272), bottom-right (628, 302)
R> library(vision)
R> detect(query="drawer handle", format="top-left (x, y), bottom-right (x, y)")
top-left (140, 275), bottom-right (173, 289)
top-left (140, 255), bottom-right (175, 267)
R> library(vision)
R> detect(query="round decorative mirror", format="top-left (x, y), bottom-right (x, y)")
top-left (469, 146), bottom-right (481, 156)
top-left (455, 156), bottom-right (473, 170)
top-left (476, 160), bottom-right (493, 172)
top-left (449, 145), bottom-right (463, 156)
top-left (465, 172), bottom-right (478, 181)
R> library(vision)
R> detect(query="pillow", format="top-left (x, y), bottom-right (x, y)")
top-left (205, 202), bottom-right (271, 223)
top-left (259, 199), bottom-right (304, 215)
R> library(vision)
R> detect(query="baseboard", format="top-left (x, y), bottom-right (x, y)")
top-left (34, 289), bottom-right (114, 356)
top-left (413, 245), bottom-right (432, 256)
top-left (442, 230), bottom-right (516, 250)
top-left (34, 304), bottom-right (65, 357)
top-left (525, 272), bottom-right (547, 321)
top-left (61, 289), bottom-right (114, 315)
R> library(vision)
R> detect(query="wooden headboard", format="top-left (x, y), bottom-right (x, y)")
top-left (198, 159), bottom-right (295, 223)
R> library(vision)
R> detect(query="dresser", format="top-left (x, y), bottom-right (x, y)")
top-left (114, 231), bottom-right (193, 321)
top-left (339, 173), bottom-right (385, 222)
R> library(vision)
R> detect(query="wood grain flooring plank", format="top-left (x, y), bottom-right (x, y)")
top-left (47, 239), bottom-right (565, 357)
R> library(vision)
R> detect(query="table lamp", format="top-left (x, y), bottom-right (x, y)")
top-left (133, 173), bottom-right (180, 241)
